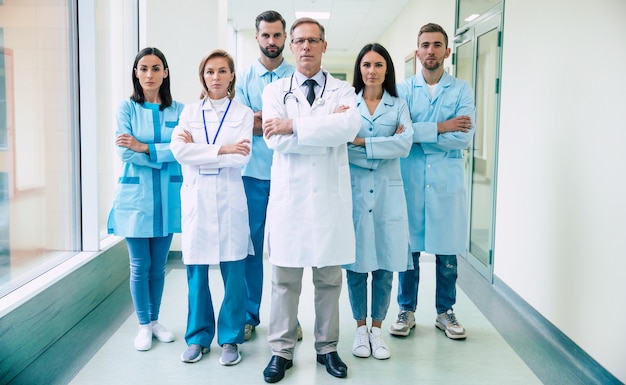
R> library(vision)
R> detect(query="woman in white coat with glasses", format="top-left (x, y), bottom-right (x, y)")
top-left (171, 49), bottom-right (253, 367)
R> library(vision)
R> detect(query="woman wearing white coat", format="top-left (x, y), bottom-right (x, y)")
top-left (171, 49), bottom-right (253, 367)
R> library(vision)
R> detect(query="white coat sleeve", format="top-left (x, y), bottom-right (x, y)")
top-left (171, 103), bottom-right (252, 169)
top-left (170, 105), bottom-right (219, 166)
top-left (263, 81), bottom-right (361, 154)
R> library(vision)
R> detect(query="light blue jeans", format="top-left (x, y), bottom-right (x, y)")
top-left (346, 269), bottom-right (393, 322)
top-left (126, 235), bottom-right (173, 325)
top-left (397, 252), bottom-right (458, 314)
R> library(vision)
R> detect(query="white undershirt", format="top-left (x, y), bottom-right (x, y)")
top-left (427, 83), bottom-right (438, 98)
top-left (209, 96), bottom-right (229, 119)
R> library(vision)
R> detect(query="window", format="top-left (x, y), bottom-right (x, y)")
top-left (0, 0), bottom-right (138, 298)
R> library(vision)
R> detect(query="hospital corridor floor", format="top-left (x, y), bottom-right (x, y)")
top-left (68, 255), bottom-right (542, 385)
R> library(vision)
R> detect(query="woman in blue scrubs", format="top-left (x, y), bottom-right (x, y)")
top-left (108, 47), bottom-right (184, 351)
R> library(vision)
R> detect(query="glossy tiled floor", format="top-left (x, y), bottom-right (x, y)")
top-left (69, 255), bottom-right (541, 385)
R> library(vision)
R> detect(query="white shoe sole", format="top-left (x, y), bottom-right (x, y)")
top-left (180, 347), bottom-right (208, 363)
top-left (219, 353), bottom-right (241, 366)
top-left (352, 347), bottom-right (371, 358)
top-left (435, 322), bottom-right (467, 339)
top-left (389, 321), bottom-right (416, 336)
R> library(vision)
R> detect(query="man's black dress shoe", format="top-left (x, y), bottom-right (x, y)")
top-left (263, 355), bottom-right (293, 383)
top-left (316, 351), bottom-right (348, 378)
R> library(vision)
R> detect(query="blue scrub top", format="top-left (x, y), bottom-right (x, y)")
top-left (108, 100), bottom-right (184, 238)
top-left (398, 72), bottom-right (476, 255)
top-left (234, 58), bottom-right (294, 180)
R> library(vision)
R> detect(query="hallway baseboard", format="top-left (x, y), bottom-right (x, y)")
top-left (457, 257), bottom-right (622, 385)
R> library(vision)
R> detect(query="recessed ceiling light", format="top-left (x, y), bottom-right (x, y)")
top-left (295, 11), bottom-right (331, 20)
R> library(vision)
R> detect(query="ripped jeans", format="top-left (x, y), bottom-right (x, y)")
top-left (396, 252), bottom-right (458, 314)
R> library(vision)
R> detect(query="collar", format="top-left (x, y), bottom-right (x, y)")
top-left (253, 58), bottom-right (294, 78)
top-left (356, 89), bottom-right (394, 107)
top-left (294, 70), bottom-right (325, 87)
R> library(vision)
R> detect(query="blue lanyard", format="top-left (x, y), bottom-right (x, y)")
top-left (202, 98), bottom-right (232, 144)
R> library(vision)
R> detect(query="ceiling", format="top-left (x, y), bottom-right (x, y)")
top-left (227, 0), bottom-right (412, 58)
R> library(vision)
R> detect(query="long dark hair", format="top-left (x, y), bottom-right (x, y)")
top-left (352, 43), bottom-right (397, 97)
top-left (130, 47), bottom-right (173, 110)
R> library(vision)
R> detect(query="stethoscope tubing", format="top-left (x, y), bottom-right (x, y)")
top-left (283, 72), bottom-right (327, 105)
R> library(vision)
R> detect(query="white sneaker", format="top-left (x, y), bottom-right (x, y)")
top-left (151, 322), bottom-right (175, 343)
top-left (134, 325), bottom-right (152, 351)
top-left (352, 325), bottom-right (371, 358)
top-left (389, 310), bottom-right (416, 336)
top-left (369, 327), bottom-right (390, 359)
top-left (435, 309), bottom-right (467, 339)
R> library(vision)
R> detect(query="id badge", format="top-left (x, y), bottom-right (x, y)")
top-left (199, 167), bottom-right (220, 175)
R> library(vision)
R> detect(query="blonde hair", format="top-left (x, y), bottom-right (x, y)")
top-left (198, 49), bottom-right (237, 99)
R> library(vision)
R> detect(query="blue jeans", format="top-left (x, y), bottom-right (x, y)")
top-left (126, 235), bottom-right (173, 325)
top-left (242, 176), bottom-right (270, 326)
top-left (397, 252), bottom-right (458, 314)
top-left (184, 260), bottom-right (246, 348)
top-left (346, 269), bottom-right (393, 322)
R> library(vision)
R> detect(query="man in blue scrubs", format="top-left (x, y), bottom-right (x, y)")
top-left (391, 23), bottom-right (476, 340)
top-left (234, 10), bottom-right (296, 342)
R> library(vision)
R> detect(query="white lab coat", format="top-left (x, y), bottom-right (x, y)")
top-left (171, 98), bottom-right (253, 265)
top-left (262, 72), bottom-right (361, 268)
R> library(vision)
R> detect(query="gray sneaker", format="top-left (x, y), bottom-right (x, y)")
top-left (219, 343), bottom-right (241, 366)
top-left (389, 310), bottom-right (416, 336)
top-left (435, 310), bottom-right (467, 339)
top-left (180, 344), bottom-right (209, 363)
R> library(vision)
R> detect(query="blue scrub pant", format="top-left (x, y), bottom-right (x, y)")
top-left (346, 269), bottom-right (393, 322)
top-left (184, 261), bottom-right (246, 348)
top-left (397, 252), bottom-right (458, 314)
top-left (242, 176), bottom-right (270, 326)
top-left (126, 235), bottom-right (173, 325)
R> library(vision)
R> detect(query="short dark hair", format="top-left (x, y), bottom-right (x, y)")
top-left (130, 47), bottom-right (172, 110)
top-left (198, 49), bottom-right (237, 100)
top-left (255, 10), bottom-right (286, 32)
top-left (352, 43), bottom-right (397, 97)
top-left (419, 23), bottom-right (449, 48)
top-left (290, 17), bottom-right (325, 41)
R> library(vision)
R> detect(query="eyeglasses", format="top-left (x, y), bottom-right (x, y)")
top-left (291, 38), bottom-right (324, 46)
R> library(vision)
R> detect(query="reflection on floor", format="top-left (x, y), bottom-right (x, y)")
top-left (69, 254), bottom-right (541, 385)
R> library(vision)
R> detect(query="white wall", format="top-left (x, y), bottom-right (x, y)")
top-left (495, 0), bottom-right (626, 381)
top-left (378, 0), bottom-right (455, 84)
top-left (381, 0), bottom-right (626, 382)
top-left (139, 0), bottom-right (222, 105)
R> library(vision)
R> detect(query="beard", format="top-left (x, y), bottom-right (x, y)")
top-left (422, 57), bottom-right (443, 71)
top-left (260, 44), bottom-right (284, 59)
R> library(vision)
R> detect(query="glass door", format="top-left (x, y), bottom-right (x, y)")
top-left (454, 11), bottom-right (502, 281)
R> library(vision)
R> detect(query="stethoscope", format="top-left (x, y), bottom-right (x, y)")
top-left (283, 72), bottom-right (327, 105)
